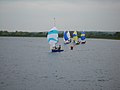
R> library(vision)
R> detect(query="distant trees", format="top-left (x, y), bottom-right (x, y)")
top-left (0, 30), bottom-right (120, 40)
top-left (59, 31), bottom-right (120, 40)
top-left (114, 32), bottom-right (120, 39)
top-left (0, 31), bottom-right (47, 37)
top-left (84, 31), bottom-right (115, 39)
top-left (0, 31), bottom-right (9, 36)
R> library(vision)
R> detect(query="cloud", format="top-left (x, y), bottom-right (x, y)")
top-left (1, 0), bottom-right (120, 13)
top-left (0, 0), bottom-right (120, 31)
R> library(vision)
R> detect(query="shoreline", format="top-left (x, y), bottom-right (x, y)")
top-left (0, 36), bottom-right (120, 40)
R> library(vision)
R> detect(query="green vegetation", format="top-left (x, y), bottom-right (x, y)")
top-left (0, 31), bottom-right (47, 37)
top-left (78, 31), bottom-right (120, 40)
top-left (88, 31), bottom-right (120, 40)
top-left (0, 30), bottom-right (120, 40)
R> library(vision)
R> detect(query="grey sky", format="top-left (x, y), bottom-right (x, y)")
top-left (0, 0), bottom-right (120, 32)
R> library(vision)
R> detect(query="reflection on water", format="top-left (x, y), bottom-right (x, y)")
top-left (0, 37), bottom-right (120, 90)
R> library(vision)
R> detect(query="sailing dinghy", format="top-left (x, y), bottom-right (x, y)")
top-left (47, 19), bottom-right (64, 52)
top-left (63, 31), bottom-right (71, 44)
top-left (72, 31), bottom-right (80, 45)
top-left (80, 31), bottom-right (86, 44)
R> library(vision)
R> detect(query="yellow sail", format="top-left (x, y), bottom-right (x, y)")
top-left (73, 31), bottom-right (78, 43)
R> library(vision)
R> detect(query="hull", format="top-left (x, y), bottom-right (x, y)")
top-left (52, 49), bottom-right (64, 52)
top-left (64, 39), bottom-right (71, 44)
top-left (75, 42), bottom-right (80, 45)
top-left (81, 41), bottom-right (86, 44)
top-left (73, 41), bottom-right (80, 45)
top-left (64, 41), bottom-right (71, 44)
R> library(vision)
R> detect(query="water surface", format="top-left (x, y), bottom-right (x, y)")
top-left (0, 37), bottom-right (120, 90)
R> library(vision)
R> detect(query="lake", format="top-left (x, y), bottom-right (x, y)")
top-left (0, 37), bottom-right (120, 90)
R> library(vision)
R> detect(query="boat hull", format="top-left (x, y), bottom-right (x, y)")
top-left (76, 42), bottom-right (80, 45)
top-left (73, 42), bottom-right (80, 45)
top-left (64, 42), bottom-right (71, 44)
top-left (81, 41), bottom-right (86, 44)
top-left (52, 49), bottom-right (64, 52)
top-left (64, 39), bottom-right (71, 44)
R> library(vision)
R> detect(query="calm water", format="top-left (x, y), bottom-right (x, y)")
top-left (0, 37), bottom-right (120, 90)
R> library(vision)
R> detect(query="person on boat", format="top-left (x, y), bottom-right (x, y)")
top-left (58, 45), bottom-right (61, 50)
top-left (69, 39), bottom-right (71, 43)
top-left (55, 46), bottom-right (57, 49)
top-left (52, 46), bottom-right (57, 50)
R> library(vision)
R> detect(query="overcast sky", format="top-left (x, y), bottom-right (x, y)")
top-left (0, 0), bottom-right (120, 32)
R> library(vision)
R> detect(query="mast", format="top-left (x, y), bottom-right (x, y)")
top-left (54, 17), bottom-right (56, 27)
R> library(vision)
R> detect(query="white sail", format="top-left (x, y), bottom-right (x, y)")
top-left (67, 31), bottom-right (70, 40)
top-left (47, 27), bottom-right (58, 47)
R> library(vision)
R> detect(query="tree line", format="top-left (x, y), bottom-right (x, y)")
top-left (0, 30), bottom-right (120, 40)
top-left (0, 31), bottom-right (47, 37)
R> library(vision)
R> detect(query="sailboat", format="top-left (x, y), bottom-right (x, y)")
top-left (47, 18), bottom-right (64, 52)
top-left (63, 31), bottom-right (71, 44)
top-left (80, 30), bottom-right (86, 44)
top-left (72, 31), bottom-right (80, 45)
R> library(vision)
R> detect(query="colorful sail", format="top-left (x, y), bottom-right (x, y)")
top-left (63, 31), bottom-right (71, 44)
top-left (72, 31), bottom-right (78, 43)
top-left (47, 27), bottom-right (58, 47)
top-left (67, 31), bottom-right (71, 41)
top-left (81, 31), bottom-right (86, 41)
top-left (63, 31), bottom-right (69, 41)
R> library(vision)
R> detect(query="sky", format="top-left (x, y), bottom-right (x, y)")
top-left (0, 0), bottom-right (120, 32)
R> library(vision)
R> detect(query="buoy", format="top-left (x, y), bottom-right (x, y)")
top-left (70, 46), bottom-right (73, 50)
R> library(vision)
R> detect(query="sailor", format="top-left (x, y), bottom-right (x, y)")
top-left (52, 46), bottom-right (57, 50)
top-left (69, 39), bottom-right (71, 43)
top-left (55, 46), bottom-right (57, 49)
top-left (58, 45), bottom-right (61, 50)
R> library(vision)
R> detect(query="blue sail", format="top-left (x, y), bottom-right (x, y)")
top-left (81, 31), bottom-right (86, 40)
top-left (64, 31), bottom-right (69, 41)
